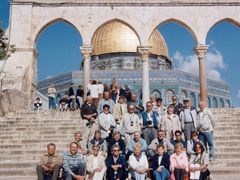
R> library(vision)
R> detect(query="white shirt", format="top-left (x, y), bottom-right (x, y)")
top-left (129, 154), bottom-right (149, 170)
top-left (184, 109), bottom-right (192, 123)
top-left (90, 84), bottom-right (99, 98)
top-left (158, 155), bottom-right (163, 166)
top-left (99, 112), bottom-right (116, 138)
top-left (97, 84), bottom-right (104, 94)
top-left (122, 113), bottom-right (141, 134)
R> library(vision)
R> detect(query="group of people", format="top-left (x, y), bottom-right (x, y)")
top-left (37, 80), bottom-right (215, 180)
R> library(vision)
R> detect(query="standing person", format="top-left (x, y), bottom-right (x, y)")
top-left (161, 105), bottom-right (181, 142)
top-left (86, 145), bottom-right (106, 180)
top-left (121, 105), bottom-right (142, 146)
top-left (98, 104), bottom-right (116, 140)
top-left (179, 98), bottom-right (198, 142)
top-left (153, 98), bottom-right (167, 127)
top-left (141, 101), bottom-right (159, 145)
top-left (189, 142), bottom-right (210, 180)
top-left (80, 96), bottom-right (98, 148)
top-left (63, 142), bottom-right (86, 180)
top-left (76, 85), bottom-right (84, 109)
top-left (97, 81), bottom-right (104, 102)
top-left (110, 78), bottom-right (118, 103)
top-left (124, 85), bottom-right (132, 103)
top-left (36, 143), bottom-right (61, 180)
top-left (152, 144), bottom-right (170, 180)
top-left (48, 84), bottom-right (56, 109)
top-left (68, 83), bottom-right (75, 105)
top-left (113, 96), bottom-right (128, 131)
top-left (98, 91), bottom-right (115, 114)
top-left (89, 80), bottom-right (99, 107)
top-left (150, 95), bottom-right (157, 107)
top-left (106, 145), bottom-right (127, 180)
top-left (129, 144), bottom-right (149, 180)
top-left (129, 93), bottom-right (144, 116)
top-left (198, 101), bottom-right (215, 161)
top-left (171, 96), bottom-right (183, 115)
top-left (170, 143), bottom-right (189, 180)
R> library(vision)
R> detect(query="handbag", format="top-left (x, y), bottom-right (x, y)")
top-left (200, 169), bottom-right (210, 180)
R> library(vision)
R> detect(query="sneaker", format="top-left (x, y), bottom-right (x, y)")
top-left (209, 157), bottom-right (215, 161)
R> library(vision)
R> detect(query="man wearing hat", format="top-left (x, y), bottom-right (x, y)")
top-left (179, 98), bottom-right (198, 141)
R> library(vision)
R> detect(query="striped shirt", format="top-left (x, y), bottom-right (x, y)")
top-left (63, 151), bottom-right (86, 176)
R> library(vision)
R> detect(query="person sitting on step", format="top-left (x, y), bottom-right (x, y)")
top-left (36, 143), bottom-right (61, 180)
top-left (63, 142), bottom-right (86, 180)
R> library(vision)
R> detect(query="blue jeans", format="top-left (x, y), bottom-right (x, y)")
top-left (200, 131), bottom-right (215, 159)
top-left (153, 167), bottom-right (170, 180)
top-left (48, 97), bottom-right (56, 109)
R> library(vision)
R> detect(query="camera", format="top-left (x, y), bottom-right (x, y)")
top-left (130, 121), bottom-right (134, 127)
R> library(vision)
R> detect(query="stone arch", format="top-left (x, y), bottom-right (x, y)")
top-left (208, 97), bottom-right (211, 108)
top-left (190, 92), bottom-right (197, 108)
top-left (166, 89), bottom-right (175, 105)
top-left (150, 18), bottom-right (198, 45)
top-left (151, 89), bottom-right (161, 98)
top-left (226, 99), bottom-right (231, 108)
top-left (219, 98), bottom-right (225, 108)
top-left (212, 97), bottom-right (218, 108)
top-left (91, 19), bottom-right (141, 47)
top-left (181, 90), bottom-right (188, 100)
top-left (205, 18), bottom-right (240, 43)
top-left (34, 18), bottom-right (82, 47)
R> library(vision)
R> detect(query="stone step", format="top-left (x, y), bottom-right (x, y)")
top-left (0, 167), bottom-right (36, 176)
top-left (0, 176), bottom-right (36, 180)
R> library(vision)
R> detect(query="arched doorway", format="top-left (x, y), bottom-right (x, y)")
top-left (190, 92), bottom-right (197, 108)
top-left (166, 89), bottom-right (175, 105)
top-left (35, 20), bottom-right (82, 108)
top-left (212, 97), bottom-right (218, 108)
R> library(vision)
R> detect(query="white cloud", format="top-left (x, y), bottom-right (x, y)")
top-left (237, 90), bottom-right (240, 98)
top-left (172, 50), bottom-right (226, 81)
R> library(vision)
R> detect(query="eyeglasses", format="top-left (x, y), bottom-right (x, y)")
top-left (146, 104), bottom-right (152, 107)
top-left (176, 134), bottom-right (181, 136)
top-left (195, 146), bottom-right (201, 149)
top-left (93, 149), bottom-right (99, 151)
top-left (129, 108), bottom-right (135, 110)
top-left (113, 149), bottom-right (120, 152)
top-left (158, 134), bottom-right (164, 136)
top-left (103, 108), bottom-right (109, 111)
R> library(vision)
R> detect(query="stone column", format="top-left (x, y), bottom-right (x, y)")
top-left (80, 46), bottom-right (93, 99)
top-left (138, 46), bottom-right (151, 107)
top-left (194, 45), bottom-right (209, 105)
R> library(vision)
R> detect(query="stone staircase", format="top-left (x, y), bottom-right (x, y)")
top-left (0, 109), bottom-right (240, 180)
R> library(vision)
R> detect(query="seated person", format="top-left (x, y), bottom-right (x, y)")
top-left (69, 96), bottom-right (78, 111)
top-left (127, 131), bottom-right (147, 159)
top-left (152, 144), bottom-right (170, 180)
top-left (189, 142), bottom-right (209, 180)
top-left (34, 97), bottom-right (42, 110)
top-left (107, 131), bottom-right (126, 156)
top-left (59, 95), bottom-right (69, 111)
top-left (148, 130), bottom-right (174, 157)
top-left (73, 131), bottom-right (88, 155)
top-left (106, 144), bottom-right (127, 180)
top-left (63, 142), bottom-right (86, 180)
top-left (171, 130), bottom-right (187, 149)
top-left (99, 104), bottom-right (116, 140)
top-left (187, 131), bottom-right (205, 155)
top-left (36, 143), bottom-right (61, 180)
top-left (88, 130), bottom-right (107, 156)
top-left (86, 145), bottom-right (106, 180)
top-left (170, 143), bottom-right (189, 180)
top-left (129, 144), bottom-right (149, 180)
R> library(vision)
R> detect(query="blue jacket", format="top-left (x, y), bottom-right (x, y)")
top-left (142, 111), bottom-right (158, 127)
top-left (106, 155), bottom-right (126, 180)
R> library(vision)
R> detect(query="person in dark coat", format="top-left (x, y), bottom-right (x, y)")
top-left (152, 144), bottom-right (170, 180)
top-left (107, 131), bottom-right (126, 156)
top-left (106, 144), bottom-right (126, 180)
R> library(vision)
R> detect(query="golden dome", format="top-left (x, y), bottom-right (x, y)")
top-left (149, 30), bottom-right (169, 57)
top-left (92, 21), bottom-right (140, 55)
top-left (92, 20), bottom-right (168, 57)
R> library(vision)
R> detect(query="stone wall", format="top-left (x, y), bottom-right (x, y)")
top-left (0, 89), bottom-right (29, 117)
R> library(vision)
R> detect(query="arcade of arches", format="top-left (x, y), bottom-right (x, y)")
top-left (2, 0), bottom-right (239, 110)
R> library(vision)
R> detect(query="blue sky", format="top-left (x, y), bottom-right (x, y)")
top-left (0, 1), bottom-right (239, 107)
